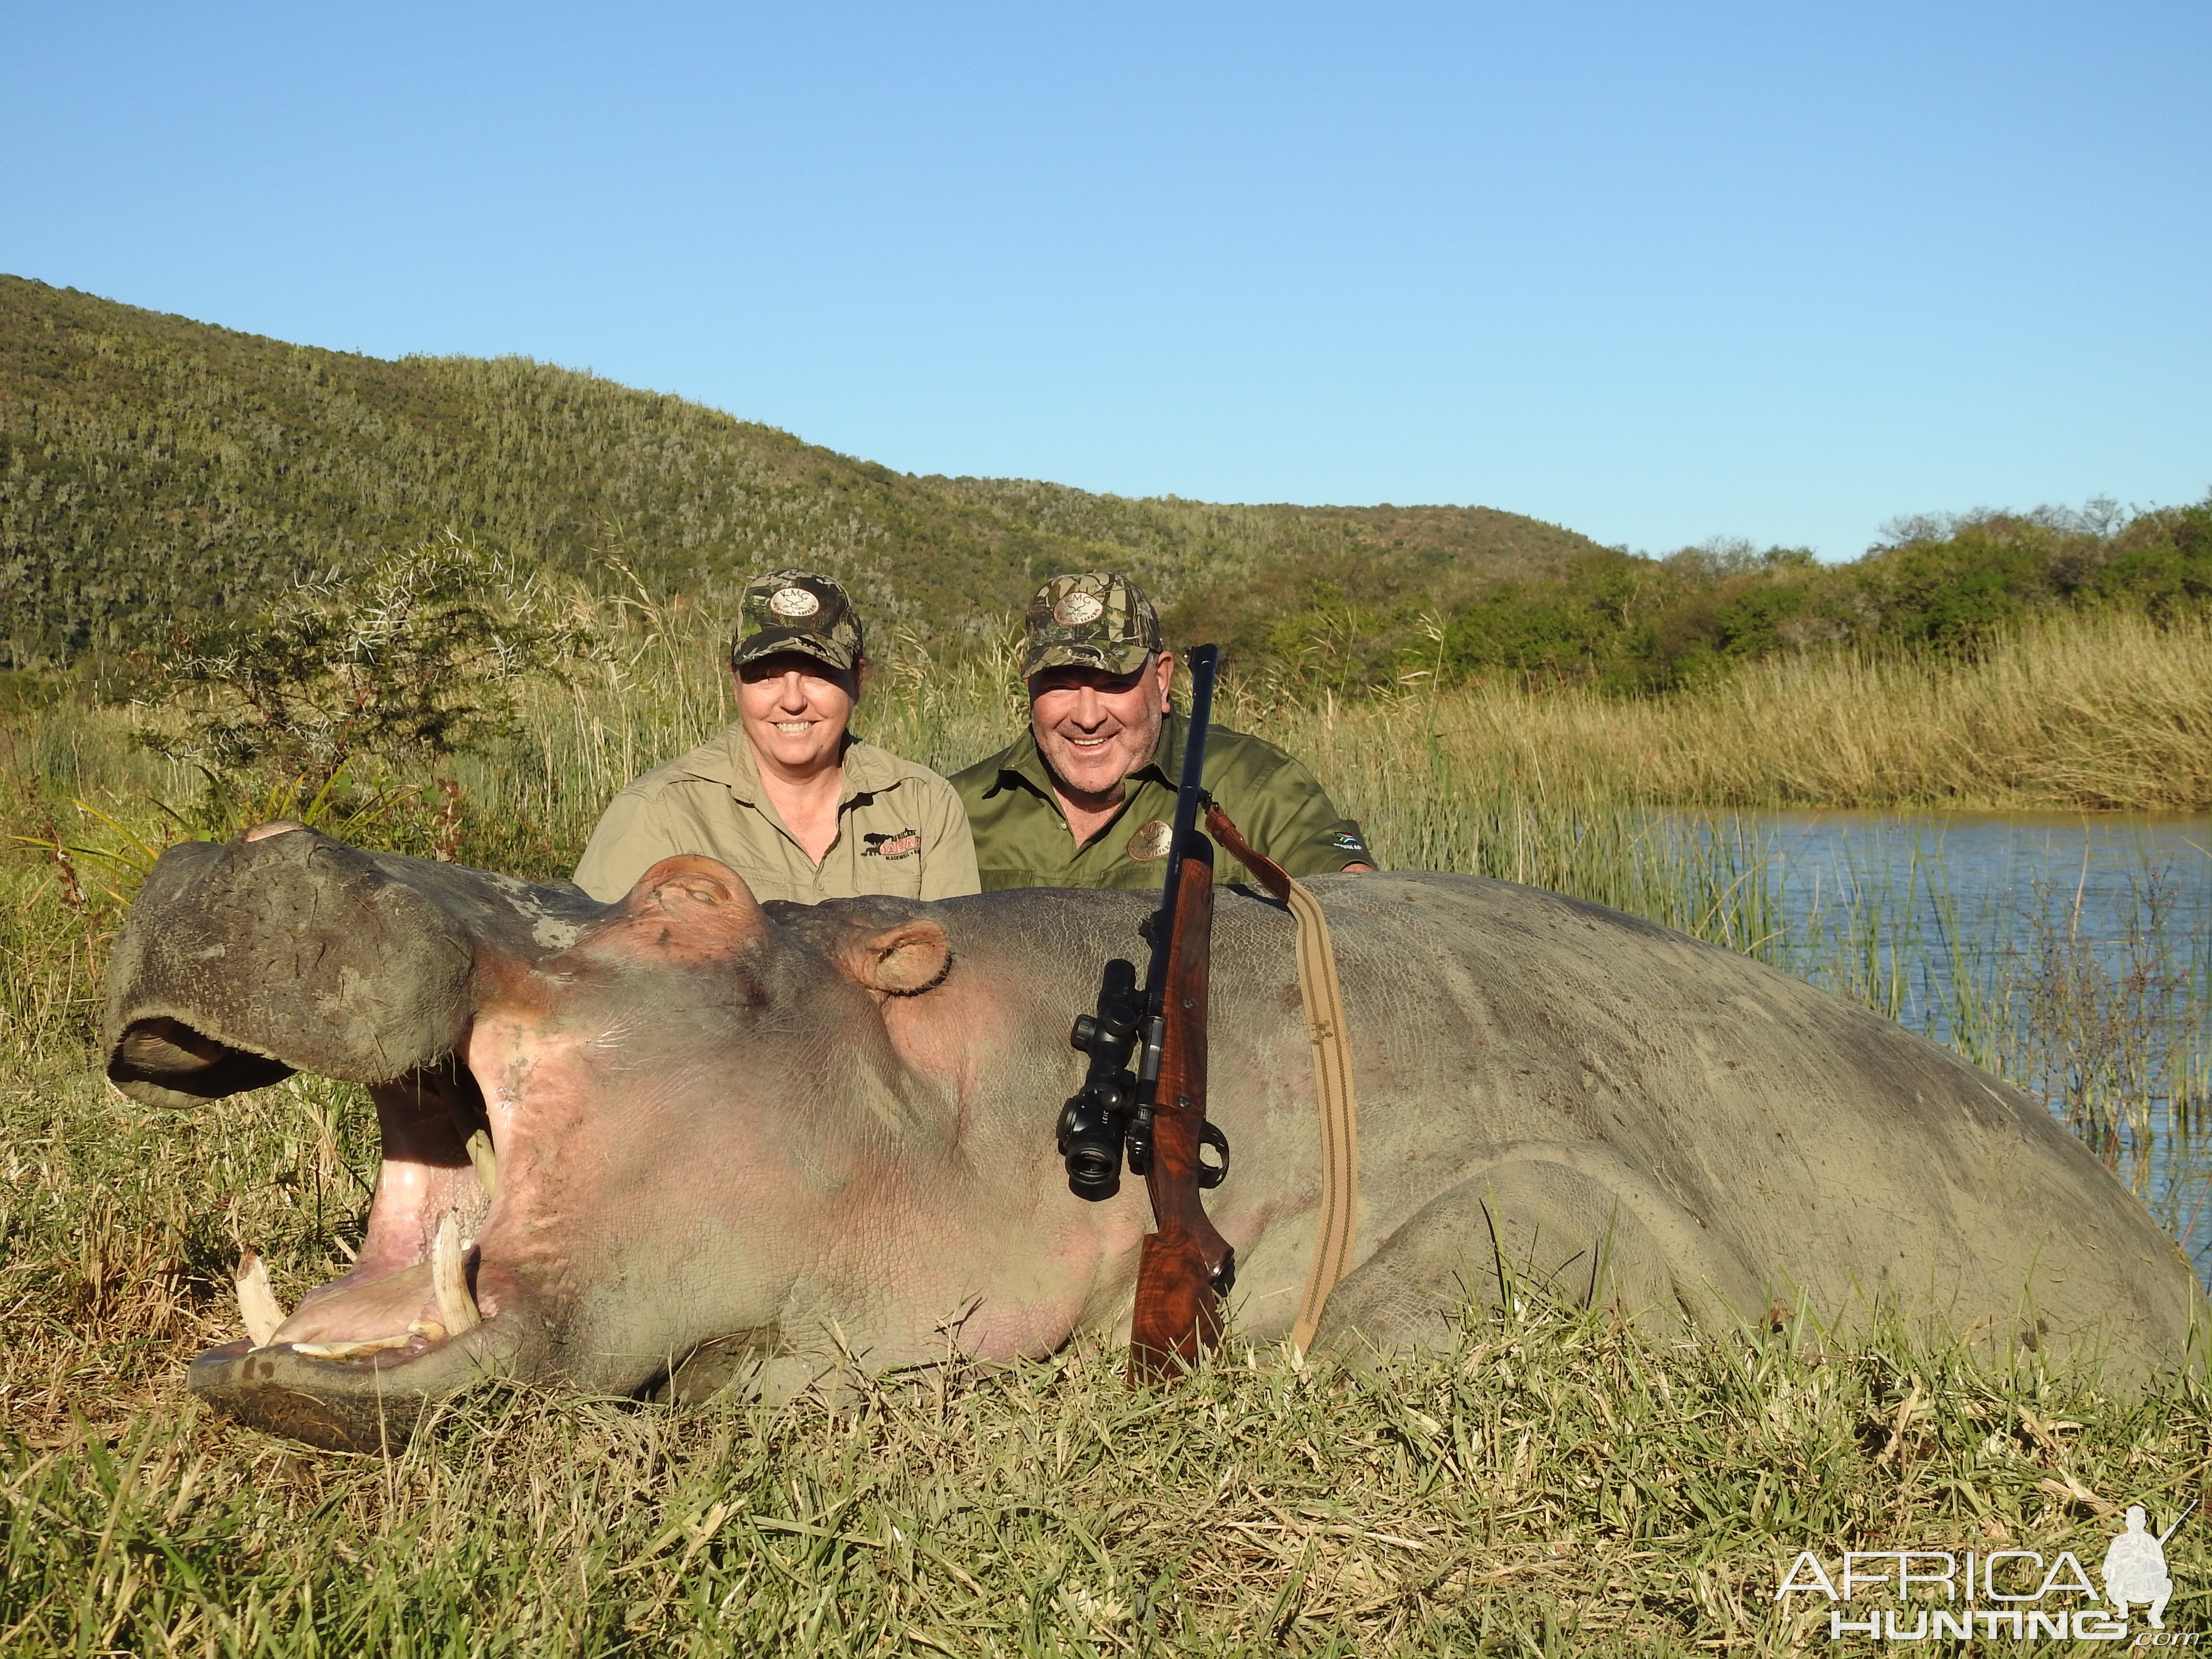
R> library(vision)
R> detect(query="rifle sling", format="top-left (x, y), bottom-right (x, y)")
top-left (1203, 804), bottom-right (1362, 1357)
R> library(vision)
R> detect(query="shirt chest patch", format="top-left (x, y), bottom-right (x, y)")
top-left (1126, 818), bottom-right (1173, 861)
top-left (864, 828), bottom-right (923, 860)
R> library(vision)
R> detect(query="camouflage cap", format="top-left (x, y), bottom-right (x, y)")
top-left (1022, 573), bottom-right (1161, 679)
top-left (730, 570), bottom-right (864, 674)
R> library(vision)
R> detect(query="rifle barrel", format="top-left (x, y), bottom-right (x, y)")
top-left (1140, 644), bottom-right (1219, 1019)
top-left (2159, 1498), bottom-right (2198, 1544)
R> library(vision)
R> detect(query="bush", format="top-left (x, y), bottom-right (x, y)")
top-left (137, 534), bottom-right (600, 812)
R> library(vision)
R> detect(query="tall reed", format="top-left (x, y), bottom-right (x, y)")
top-left (1356, 608), bottom-right (2212, 812)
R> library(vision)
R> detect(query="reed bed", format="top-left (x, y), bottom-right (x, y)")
top-left (1249, 608), bottom-right (2212, 814)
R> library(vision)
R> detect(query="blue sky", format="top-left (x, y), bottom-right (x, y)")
top-left (3, 2), bottom-right (2206, 558)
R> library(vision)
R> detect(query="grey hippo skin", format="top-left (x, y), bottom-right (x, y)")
top-left (104, 825), bottom-right (2206, 1450)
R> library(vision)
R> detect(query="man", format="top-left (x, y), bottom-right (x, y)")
top-left (573, 569), bottom-right (979, 905)
top-left (952, 573), bottom-right (1375, 891)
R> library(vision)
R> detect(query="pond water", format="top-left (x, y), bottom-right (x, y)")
top-left (1724, 811), bottom-right (2212, 1279)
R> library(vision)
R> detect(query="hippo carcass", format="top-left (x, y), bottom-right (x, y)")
top-left (103, 825), bottom-right (2204, 1449)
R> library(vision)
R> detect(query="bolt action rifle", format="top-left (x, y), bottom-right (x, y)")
top-left (1055, 643), bottom-right (1235, 1382)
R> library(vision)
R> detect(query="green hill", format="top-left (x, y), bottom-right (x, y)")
top-left (0, 275), bottom-right (1607, 670)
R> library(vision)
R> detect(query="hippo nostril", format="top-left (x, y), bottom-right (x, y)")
top-left (109, 1017), bottom-right (294, 1101)
top-left (120, 1016), bottom-right (224, 1072)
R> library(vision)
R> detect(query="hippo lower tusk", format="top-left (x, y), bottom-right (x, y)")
top-left (432, 1213), bottom-right (481, 1336)
top-left (235, 1250), bottom-right (286, 1348)
top-left (464, 1128), bottom-right (497, 1200)
top-left (292, 1333), bottom-right (415, 1358)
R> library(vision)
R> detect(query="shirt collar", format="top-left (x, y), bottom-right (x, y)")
top-left (836, 737), bottom-right (902, 801)
top-left (1141, 709), bottom-right (1186, 789)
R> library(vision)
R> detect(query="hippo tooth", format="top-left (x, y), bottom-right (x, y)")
top-left (234, 1250), bottom-right (286, 1348)
top-left (432, 1212), bottom-right (481, 1336)
top-left (464, 1128), bottom-right (497, 1200)
top-left (291, 1333), bottom-right (414, 1358)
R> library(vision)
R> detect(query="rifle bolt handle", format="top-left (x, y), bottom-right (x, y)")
top-left (1198, 1121), bottom-right (1231, 1190)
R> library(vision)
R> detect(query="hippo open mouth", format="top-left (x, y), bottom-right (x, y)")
top-left (102, 824), bottom-right (585, 1449)
top-left (227, 1062), bottom-right (496, 1362)
top-left (120, 1020), bottom-right (535, 1449)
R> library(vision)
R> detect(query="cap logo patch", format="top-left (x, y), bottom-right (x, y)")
top-left (1053, 591), bottom-right (1106, 626)
top-left (768, 586), bottom-right (821, 618)
top-left (1127, 818), bottom-right (1174, 862)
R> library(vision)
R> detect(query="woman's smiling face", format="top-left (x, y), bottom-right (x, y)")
top-left (735, 651), bottom-right (861, 777)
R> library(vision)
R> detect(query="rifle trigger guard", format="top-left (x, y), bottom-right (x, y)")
top-left (1197, 1120), bottom-right (1230, 1190)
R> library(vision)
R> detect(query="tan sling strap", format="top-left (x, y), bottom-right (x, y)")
top-left (1203, 803), bottom-right (1361, 1356)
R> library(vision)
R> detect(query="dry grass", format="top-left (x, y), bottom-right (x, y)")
top-left (1268, 609), bottom-right (2212, 812)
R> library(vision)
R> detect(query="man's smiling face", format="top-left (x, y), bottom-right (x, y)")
top-left (1028, 653), bottom-right (1175, 805)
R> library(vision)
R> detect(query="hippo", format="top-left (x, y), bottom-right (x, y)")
top-left (103, 824), bottom-right (2204, 1451)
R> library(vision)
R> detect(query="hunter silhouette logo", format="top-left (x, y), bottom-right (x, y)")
top-left (1775, 1499), bottom-right (2194, 1642)
top-left (2104, 1501), bottom-right (2192, 1631)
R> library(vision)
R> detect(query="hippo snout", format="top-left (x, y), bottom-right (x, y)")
top-left (103, 827), bottom-right (479, 1104)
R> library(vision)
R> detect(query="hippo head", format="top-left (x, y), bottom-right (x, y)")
top-left (104, 824), bottom-right (955, 1450)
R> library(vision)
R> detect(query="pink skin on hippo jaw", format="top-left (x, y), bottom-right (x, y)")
top-left (104, 826), bottom-right (960, 1452)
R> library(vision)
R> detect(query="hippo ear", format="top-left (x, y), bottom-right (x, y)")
top-left (617, 856), bottom-right (768, 952)
top-left (832, 920), bottom-right (951, 997)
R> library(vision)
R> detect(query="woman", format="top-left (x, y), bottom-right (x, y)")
top-left (572, 569), bottom-right (979, 904)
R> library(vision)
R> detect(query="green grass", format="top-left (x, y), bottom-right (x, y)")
top-left (8, 1299), bottom-right (2210, 1655)
top-left (0, 273), bottom-right (1604, 672)
top-left (5, 592), bottom-right (2212, 1652)
top-left (13, 271), bottom-right (2212, 721)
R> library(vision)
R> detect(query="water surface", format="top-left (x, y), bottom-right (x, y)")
top-left (1727, 810), bottom-right (2212, 1277)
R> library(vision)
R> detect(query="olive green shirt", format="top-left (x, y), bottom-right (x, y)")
top-left (950, 711), bottom-right (1372, 892)
top-left (573, 725), bottom-right (980, 905)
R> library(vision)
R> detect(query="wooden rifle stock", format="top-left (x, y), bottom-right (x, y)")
top-left (1128, 832), bottom-right (1236, 1382)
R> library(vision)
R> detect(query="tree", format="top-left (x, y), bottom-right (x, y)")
top-left (144, 533), bottom-right (599, 799)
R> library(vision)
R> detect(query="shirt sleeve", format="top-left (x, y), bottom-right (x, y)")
top-left (572, 790), bottom-right (691, 903)
top-left (914, 772), bottom-right (983, 900)
top-left (1234, 750), bottom-right (1376, 878)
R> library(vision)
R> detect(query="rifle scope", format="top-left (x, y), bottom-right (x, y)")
top-left (1058, 960), bottom-right (1142, 1200)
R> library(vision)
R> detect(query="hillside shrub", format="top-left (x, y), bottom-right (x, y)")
top-left (133, 534), bottom-right (599, 834)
